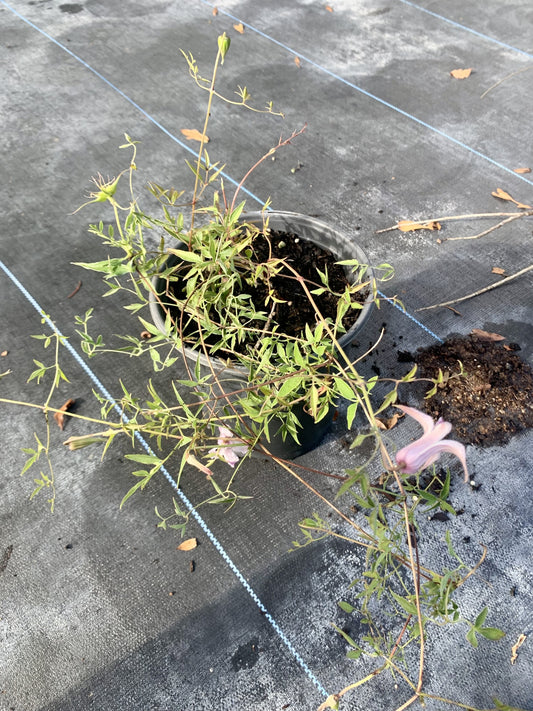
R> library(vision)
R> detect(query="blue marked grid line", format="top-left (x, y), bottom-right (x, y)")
top-left (198, 0), bottom-right (533, 189)
top-left (0, 0), bottom-right (267, 209)
top-left (0, 258), bottom-right (330, 701)
top-left (396, 0), bottom-right (533, 61)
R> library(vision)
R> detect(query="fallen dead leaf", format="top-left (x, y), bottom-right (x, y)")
top-left (1, 350), bottom-right (7, 357)
top-left (177, 538), bottom-right (197, 551)
top-left (212, 6), bottom-right (218, 15)
top-left (376, 413), bottom-right (402, 431)
top-left (491, 187), bottom-right (532, 209)
top-left (54, 398), bottom-right (76, 431)
top-left (180, 128), bottom-right (209, 143)
top-left (398, 220), bottom-right (441, 232)
top-left (491, 266), bottom-right (506, 275)
top-left (325, 4), bottom-right (334, 10)
top-left (511, 633), bottom-right (526, 665)
top-left (294, 56), bottom-right (301, 68)
top-left (513, 167), bottom-right (531, 174)
top-left (233, 22), bottom-right (244, 33)
top-left (450, 68), bottom-right (473, 79)
top-left (470, 329), bottom-right (505, 342)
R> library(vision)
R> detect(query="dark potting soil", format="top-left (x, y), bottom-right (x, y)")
top-left (412, 334), bottom-right (533, 447)
top-left (173, 229), bottom-right (366, 353)
top-left (249, 229), bottom-right (364, 336)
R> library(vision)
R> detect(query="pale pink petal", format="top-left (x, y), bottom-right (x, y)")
top-left (395, 405), bottom-right (436, 435)
top-left (396, 441), bottom-right (434, 473)
top-left (414, 419), bottom-right (453, 448)
top-left (217, 426), bottom-right (235, 443)
top-left (429, 440), bottom-right (469, 482)
top-left (395, 408), bottom-right (468, 480)
top-left (209, 426), bottom-right (249, 468)
top-left (222, 448), bottom-right (240, 467)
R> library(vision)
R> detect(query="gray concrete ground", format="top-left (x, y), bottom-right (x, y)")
top-left (1, 1), bottom-right (532, 709)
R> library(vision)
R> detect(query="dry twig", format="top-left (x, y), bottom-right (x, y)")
top-left (375, 211), bottom-right (532, 235)
top-left (480, 65), bottom-right (533, 99)
top-left (444, 211), bottom-right (533, 241)
top-left (416, 264), bottom-right (533, 312)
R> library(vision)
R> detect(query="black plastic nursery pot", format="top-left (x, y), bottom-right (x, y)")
top-left (149, 211), bottom-right (375, 459)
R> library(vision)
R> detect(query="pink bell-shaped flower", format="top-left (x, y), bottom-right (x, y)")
top-left (395, 405), bottom-right (468, 481)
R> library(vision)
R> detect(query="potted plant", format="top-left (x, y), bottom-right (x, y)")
top-left (70, 33), bottom-right (393, 489)
top-left (147, 208), bottom-right (377, 459)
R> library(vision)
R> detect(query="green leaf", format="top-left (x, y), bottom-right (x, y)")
top-left (278, 376), bottom-right (303, 399)
top-left (444, 529), bottom-right (456, 558)
top-left (377, 388), bottom-right (398, 412)
top-left (346, 402), bottom-right (359, 429)
top-left (390, 591), bottom-right (417, 615)
top-left (401, 364), bottom-right (418, 381)
top-left (478, 627), bottom-right (506, 641)
top-left (333, 377), bottom-right (357, 401)
top-left (474, 607), bottom-right (489, 629)
top-left (21, 450), bottom-right (39, 476)
top-left (120, 477), bottom-right (146, 508)
top-left (338, 601), bottom-right (355, 614)
top-left (73, 258), bottom-right (134, 276)
top-left (125, 454), bottom-right (162, 466)
top-left (332, 624), bottom-right (358, 648)
top-left (466, 626), bottom-right (479, 648)
top-left (167, 248), bottom-right (203, 263)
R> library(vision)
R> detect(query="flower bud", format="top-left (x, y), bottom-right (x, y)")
top-left (218, 32), bottom-right (230, 64)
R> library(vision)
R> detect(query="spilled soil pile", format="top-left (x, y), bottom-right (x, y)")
top-left (413, 334), bottom-right (533, 447)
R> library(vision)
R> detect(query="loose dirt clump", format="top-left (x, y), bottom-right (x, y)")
top-left (413, 334), bottom-right (533, 447)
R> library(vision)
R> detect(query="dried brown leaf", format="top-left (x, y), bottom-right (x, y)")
top-left (1, 350), bottom-right (7, 357)
top-left (325, 4), bottom-right (334, 10)
top-left (450, 68), bottom-right (473, 79)
top-left (511, 633), bottom-right (526, 665)
top-left (491, 266), bottom-right (506, 275)
top-left (513, 167), bottom-right (531, 174)
top-left (470, 329), bottom-right (505, 342)
top-left (180, 128), bottom-right (209, 143)
top-left (398, 220), bottom-right (441, 232)
top-left (177, 538), bottom-right (197, 551)
top-left (294, 56), bottom-right (301, 68)
top-left (212, 6), bottom-right (218, 15)
top-left (54, 398), bottom-right (76, 431)
top-left (375, 413), bottom-right (402, 431)
top-left (491, 187), bottom-right (532, 209)
top-left (233, 22), bottom-right (244, 33)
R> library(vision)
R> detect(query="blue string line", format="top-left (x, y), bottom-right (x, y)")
top-left (0, 258), bottom-right (330, 699)
top-left (198, 0), bottom-right (533, 189)
top-left (396, 0), bottom-right (533, 61)
top-left (0, 0), bottom-right (267, 208)
top-left (378, 292), bottom-right (444, 343)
